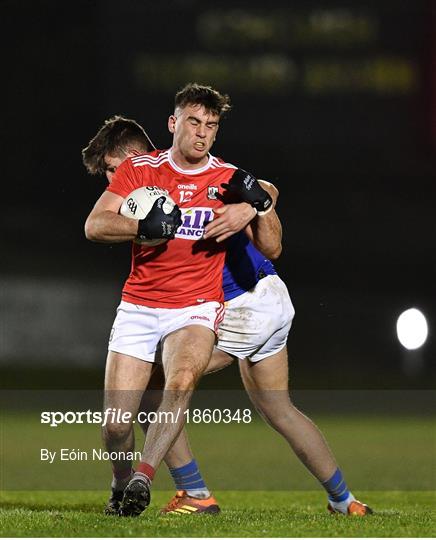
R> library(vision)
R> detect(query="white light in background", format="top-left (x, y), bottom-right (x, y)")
top-left (396, 308), bottom-right (428, 350)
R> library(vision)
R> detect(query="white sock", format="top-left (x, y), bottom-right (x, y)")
top-left (186, 489), bottom-right (211, 499)
top-left (329, 492), bottom-right (356, 514)
top-left (132, 471), bottom-right (151, 485)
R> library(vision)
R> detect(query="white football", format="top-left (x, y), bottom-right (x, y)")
top-left (120, 186), bottom-right (176, 246)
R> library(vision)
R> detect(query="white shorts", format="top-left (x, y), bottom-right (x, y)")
top-left (108, 300), bottom-right (224, 363)
top-left (216, 275), bottom-right (295, 362)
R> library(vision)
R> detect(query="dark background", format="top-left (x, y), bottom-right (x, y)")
top-left (2, 0), bottom-right (435, 390)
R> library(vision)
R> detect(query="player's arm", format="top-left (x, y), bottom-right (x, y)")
top-left (244, 180), bottom-right (282, 260)
top-left (203, 202), bottom-right (256, 242)
top-left (203, 167), bottom-right (272, 243)
top-left (85, 191), bottom-right (182, 244)
top-left (85, 158), bottom-right (182, 244)
top-left (84, 191), bottom-right (138, 243)
top-left (221, 169), bottom-right (282, 259)
top-left (204, 168), bottom-right (282, 259)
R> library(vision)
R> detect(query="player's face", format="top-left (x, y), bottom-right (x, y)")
top-left (168, 104), bottom-right (219, 166)
top-left (104, 149), bottom-right (141, 183)
top-left (104, 154), bottom-right (124, 183)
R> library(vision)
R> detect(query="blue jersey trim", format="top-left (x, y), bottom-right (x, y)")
top-left (223, 232), bottom-right (276, 301)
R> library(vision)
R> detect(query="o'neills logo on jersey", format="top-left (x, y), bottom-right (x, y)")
top-left (175, 207), bottom-right (213, 241)
top-left (177, 183), bottom-right (197, 190)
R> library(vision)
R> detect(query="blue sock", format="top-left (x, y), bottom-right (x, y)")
top-left (169, 459), bottom-right (208, 494)
top-left (322, 468), bottom-right (350, 502)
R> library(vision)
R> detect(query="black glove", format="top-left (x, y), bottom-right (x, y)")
top-left (137, 197), bottom-right (182, 241)
top-left (221, 168), bottom-right (273, 215)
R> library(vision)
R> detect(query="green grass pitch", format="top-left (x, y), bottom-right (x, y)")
top-left (1, 412), bottom-right (435, 536)
top-left (1, 490), bottom-right (435, 537)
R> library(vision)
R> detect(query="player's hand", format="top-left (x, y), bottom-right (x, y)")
top-left (137, 196), bottom-right (182, 241)
top-left (221, 168), bottom-right (273, 215)
top-left (203, 203), bottom-right (256, 242)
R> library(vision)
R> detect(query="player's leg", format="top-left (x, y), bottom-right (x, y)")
top-left (103, 351), bottom-right (153, 514)
top-left (119, 324), bottom-right (215, 516)
top-left (137, 364), bottom-right (218, 514)
top-left (146, 324), bottom-right (215, 467)
top-left (136, 361), bottom-right (219, 513)
top-left (160, 429), bottom-right (220, 515)
top-left (102, 299), bottom-right (163, 514)
top-left (158, 348), bottom-right (233, 515)
top-left (136, 362), bottom-right (165, 436)
top-left (205, 348), bottom-right (234, 374)
top-left (239, 348), bottom-right (338, 480)
top-left (239, 349), bottom-right (372, 515)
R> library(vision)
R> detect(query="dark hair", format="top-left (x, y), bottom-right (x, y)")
top-left (174, 83), bottom-right (232, 117)
top-left (82, 115), bottom-right (155, 175)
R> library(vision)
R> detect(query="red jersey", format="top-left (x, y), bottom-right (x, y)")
top-left (107, 149), bottom-right (237, 308)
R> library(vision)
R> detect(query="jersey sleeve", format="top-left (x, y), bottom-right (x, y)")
top-left (106, 159), bottom-right (140, 198)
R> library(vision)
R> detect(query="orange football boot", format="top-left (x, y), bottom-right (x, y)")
top-left (161, 490), bottom-right (220, 515)
top-left (328, 499), bottom-right (373, 516)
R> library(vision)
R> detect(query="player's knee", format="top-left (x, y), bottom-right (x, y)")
top-left (253, 394), bottom-right (296, 427)
top-left (255, 404), bottom-right (282, 429)
top-left (165, 369), bottom-right (197, 391)
top-left (267, 403), bottom-right (308, 434)
top-left (103, 421), bottom-right (131, 442)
